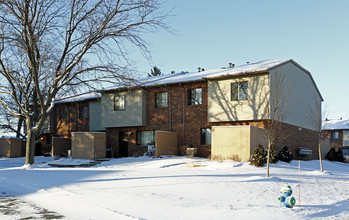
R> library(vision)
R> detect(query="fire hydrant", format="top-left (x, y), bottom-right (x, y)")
top-left (278, 184), bottom-right (296, 208)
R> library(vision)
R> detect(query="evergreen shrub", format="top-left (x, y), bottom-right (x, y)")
top-left (267, 145), bottom-right (279, 164)
top-left (277, 145), bottom-right (293, 163)
top-left (249, 144), bottom-right (267, 167)
top-left (325, 148), bottom-right (344, 162)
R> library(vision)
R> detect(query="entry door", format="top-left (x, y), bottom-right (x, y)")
top-left (119, 132), bottom-right (128, 157)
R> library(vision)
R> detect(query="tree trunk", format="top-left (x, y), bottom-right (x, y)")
top-left (266, 143), bottom-right (271, 177)
top-left (25, 127), bottom-right (36, 165)
top-left (318, 141), bottom-right (323, 172)
top-left (16, 118), bottom-right (23, 138)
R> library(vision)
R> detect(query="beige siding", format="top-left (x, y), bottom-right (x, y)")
top-left (208, 74), bottom-right (270, 122)
top-left (0, 138), bottom-right (22, 158)
top-left (72, 132), bottom-right (106, 160)
top-left (208, 62), bottom-right (322, 132)
top-left (211, 126), bottom-right (267, 161)
top-left (101, 89), bottom-right (146, 127)
top-left (269, 62), bottom-right (322, 131)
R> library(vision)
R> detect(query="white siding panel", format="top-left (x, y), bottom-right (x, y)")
top-left (343, 130), bottom-right (349, 146)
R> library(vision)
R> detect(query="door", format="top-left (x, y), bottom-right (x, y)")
top-left (119, 132), bottom-right (128, 157)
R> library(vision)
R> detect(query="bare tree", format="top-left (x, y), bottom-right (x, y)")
top-left (0, 0), bottom-right (170, 165)
top-left (0, 90), bottom-right (26, 138)
top-left (308, 98), bottom-right (326, 172)
top-left (265, 72), bottom-right (289, 177)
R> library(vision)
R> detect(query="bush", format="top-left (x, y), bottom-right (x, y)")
top-left (277, 146), bottom-right (293, 163)
top-left (249, 144), bottom-right (267, 167)
top-left (325, 148), bottom-right (344, 162)
top-left (267, 145), bottom-right (279, 164)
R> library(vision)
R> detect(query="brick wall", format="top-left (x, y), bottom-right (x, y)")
top-left (322, 130), bottom-right (343, 150)
top-left (53, 102), bottom-right (89, 138)
top-left (208, 120), bottom-right (319, 160)
top-left (105, 82), bottom-right (211, 157)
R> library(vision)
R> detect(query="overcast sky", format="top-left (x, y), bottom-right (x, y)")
top-left (134, 0), bottom-right (349, 120)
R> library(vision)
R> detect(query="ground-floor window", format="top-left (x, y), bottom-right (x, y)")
top-left (341, 148), bottom-right (349, 159)
top-left (136, 130), bottom-right (155, 146)
top-left (200, 128), bottom-right (211, 145)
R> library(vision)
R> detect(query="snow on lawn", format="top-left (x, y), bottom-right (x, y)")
top-left (1, 156), bottom-right (349, 220)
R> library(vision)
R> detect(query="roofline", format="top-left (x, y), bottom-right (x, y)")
top-left (100, 78), bottom-right (208, 93)
top-left (55, 92), bottom-right (101, 104)
top-left (203, 70), bottom-right (269, 81)
top-left (99, 59), bottom-right (324, 102)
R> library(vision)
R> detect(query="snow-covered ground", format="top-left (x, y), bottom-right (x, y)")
top-left (0, 156), bottom-right (348, 220)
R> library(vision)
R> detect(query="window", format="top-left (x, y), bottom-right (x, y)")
top-left (189, 88), bottom-right (202, 105)
top-left (331, 132), bottom-right (339, 140)
top-left (201, 128), bottom-right (211, 145)
top-left (231, 81), bottom-right (248, 101)
top-left (136, 131), bottom-right (155, 145)
top-left (59, 107), bottom-right (68, 120)
top-left (114, 95), bottom-right (125, 111)
top-left (156, 92), bottom-right (168, 108)
top-left (78, 106), bottom-right (89, 119)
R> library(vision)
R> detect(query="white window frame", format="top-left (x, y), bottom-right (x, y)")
top-left (156, 92), bottom-right (168, 108)
top-left (114, 95), bottom-right (125, 111)
top-left (231, 81), bottom-right (248, 101)
top-left (189, 88), bottom-right (202, 105)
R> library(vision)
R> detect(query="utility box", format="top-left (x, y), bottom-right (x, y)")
top-left (211, 126), bottom-right (267, 161)
top-left (72, 132), bottom-right (106, 160)
top-left (0, 137), bottom-right (22, 158)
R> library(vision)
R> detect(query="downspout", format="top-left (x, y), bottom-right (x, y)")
top-left (169, 89), bottom-right (172, 131)
top-left (183, 85), bottom-right (186, 146)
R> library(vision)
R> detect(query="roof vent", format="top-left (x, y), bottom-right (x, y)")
top-left (198, 67), bottom-right (201, 72)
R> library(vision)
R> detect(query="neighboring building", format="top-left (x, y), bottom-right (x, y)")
top-left (53, 92), bottom-right (105, 138)
top-left (98, 59), bottom-right (323, 159)
top-left (322, 119), bottom-right (349, 158)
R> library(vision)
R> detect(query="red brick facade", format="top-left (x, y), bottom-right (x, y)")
top-left (322, 130), bottom-right (343, 149)
top-left (105, 81), bottom-right (319, 160)
top-left (53, 102), bottom-right (90, 138)
top-left (53, 81), bottom-right (319, 159)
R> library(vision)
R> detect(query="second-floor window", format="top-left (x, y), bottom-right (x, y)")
top-left (189, 88), bottom-right (202, 105)
top-left (231, 81), bottom-right (248, 101)
top-left (114, 95), bottom-right (125, 111)
top-left (156, 92), bottom-right (168, 108)
top-left (79, 106), bottom-right (89, 119)
top-left (331, 131), bottom-right (339, 140)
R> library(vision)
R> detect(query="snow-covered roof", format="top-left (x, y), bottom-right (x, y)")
top-left (322, 119), bottom-right (349, 130)
top-left (56, 91), bottom-right (100, 104)
top-left (103, 59), bottom-right (290, 91)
